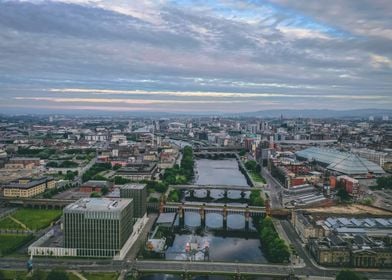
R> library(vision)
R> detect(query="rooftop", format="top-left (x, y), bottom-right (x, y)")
top-left (64, 198), bottom-right (132, 212)
top-left (4, 176), bottom-right (53, 189)
top-left (120, 184), bottom-right (146, 190)
top-left (295, 147), bottom-right (385, 175)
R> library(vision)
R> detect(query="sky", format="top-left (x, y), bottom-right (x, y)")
top-left (0, 0), bottom-right (391, 114)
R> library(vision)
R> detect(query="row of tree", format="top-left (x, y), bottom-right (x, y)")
top-left (258, 217), bottom-right (290, 263)
top-left (42, 182), bottom-right (77, 199)
top-left (375, 176), bottom-right (392, 190)
top-left (162, 146), bottom-right (194, 185)
top-left (82, 162), bottom-right (112, 182)
top-left (249, 189), bottom-right (264, 206)
top-left (46, 160), bottom-right (78, 168)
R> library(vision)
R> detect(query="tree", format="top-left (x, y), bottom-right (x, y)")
top-left (64, 171), bottom-right (76, 181)
top-left (101, 186), bottom-right (109, 195)
top-left (114, 176), bottom-right (131, 185)
top-left (168, 189), bottom-right (180, 202)
top-left (90, 192), bottom-right (101, 198)
top-left (245, 160), bottom-right (257, 171)
top-left (46, 161), bottom-right (58, 168)
top-left (376, 176), bottom-right (392, 190)
top-left (113, 164), bottom-right (122, 170)
top-left (336, 270), bottom-right (367, 280)
top-left (336, 187), bottom-right (350, 202)
top-left (46, 269), bottom-right (69, 280)
top-left (249, 189), bottom-right (264, 206)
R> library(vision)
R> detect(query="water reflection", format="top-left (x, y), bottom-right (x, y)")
top-left (209, 189), bottom-right (225, 199)
top-left (205, 213), bottom-right (223, 229)
top-left (185, 212), bottom-right (201, 228)
top-left (227, 190), bottom-right (242, 199)
top-left (227, 214), bottom-right (245, 230)
top-left (140, 275), bottom-right (182, 280)
top-left (166, 233), bottom-right (267, 263)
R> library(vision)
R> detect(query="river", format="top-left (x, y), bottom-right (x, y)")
top-left (194, 158), bottom-right (248, 187)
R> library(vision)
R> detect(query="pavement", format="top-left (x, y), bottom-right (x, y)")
top-left (1, 254), bottom-right (392, 279)
top-left (261, 168), bottom-right (283, 209)
top-left (124, 213), bottom-right (158, 260)
top-left (70, 270), bottom-right (87, 280)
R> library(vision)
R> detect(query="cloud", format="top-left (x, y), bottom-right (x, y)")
top-left (0, 0), bottom-right (391, 112)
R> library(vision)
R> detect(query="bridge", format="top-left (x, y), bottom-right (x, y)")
top-left (0, 197), bottom-right (76, 209)
top-left (193, 146), bottom-right (243, 152)
top-left (161, 202), bottom-right (266, 231)
top-left (132, 260), bottom-right (295, 279)
top-left (193, 151), bottom-right (238, 158)
top-left (170, 184), bottom-right (253, 190)
top-left (164, 201), bottom-right (266, 215)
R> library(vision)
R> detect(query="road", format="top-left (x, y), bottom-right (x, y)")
top-left (1, 258), bottom-right (391, 279)
top-left (261, 168), bottom-right (283, 209)
top-left (74, 156), bottom-right (97, 185)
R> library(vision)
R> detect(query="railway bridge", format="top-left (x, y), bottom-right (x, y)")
top-left (0, 197), bottom-right (75, 209)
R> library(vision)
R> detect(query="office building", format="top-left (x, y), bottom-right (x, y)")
top-left (64, 198), bottom-right (133, 257)
top-left (120, 184), bottom-right (147, 218)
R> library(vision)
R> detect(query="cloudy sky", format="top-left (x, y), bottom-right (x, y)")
top-left (0, 0), bottom-right (391, 114)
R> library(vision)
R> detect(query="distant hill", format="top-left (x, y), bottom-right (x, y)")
top-left (1, 107), bottom-right (391, 118)
top-left (234, 109), bottom-right (392, 119)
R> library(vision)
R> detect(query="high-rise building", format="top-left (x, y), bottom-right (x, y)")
top-left (120, 184), bottom-right (147, 218)
top-left (64, 198), bottom-right (133, 257)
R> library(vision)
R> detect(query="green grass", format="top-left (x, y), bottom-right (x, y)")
top-left (82, 272), bottom-right (119, 280)
top-left (0, 270), bottom-right (81, 280)
top-left (250, 171), bottom-right (266, 183)
top-left (0, 234), bottom-right (34, 256)
top-left (0, 270), bottom-right (28, 280)
top-left (0, 217), bottom-right (25, 230)
top-left (11, 209), bottom-right (62, 230)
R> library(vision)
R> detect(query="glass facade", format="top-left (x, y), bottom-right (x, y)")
top-left (64, 199), bottom-right (133, 257)
top-left (120, 184), bottom-right (147, 218)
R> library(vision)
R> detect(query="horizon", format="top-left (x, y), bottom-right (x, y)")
top-left (0, 0), bottom-right (391, 113)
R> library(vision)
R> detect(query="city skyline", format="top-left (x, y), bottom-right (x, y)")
top-left (0, 0), bottom-right (391, 113)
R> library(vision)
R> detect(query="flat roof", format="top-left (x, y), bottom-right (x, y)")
top-left (64, 198), bottom-right (132, 212)
top-left (120, 184), bottom-right (146, 190)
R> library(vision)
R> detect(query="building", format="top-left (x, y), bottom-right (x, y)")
top-left (79, 180), bottom-right (113, 193)
top-left (335, 175), bottom-right (360, 197)
top-left (120, 184), bottom-right (147, 218)
top-left (9, 157), bottom-right (40, 167)
top-left (291, 211), bottom-right (325, 242)
top-left (3, 177), bottom-right (55, 197)
top-left (116, 163), bottom-right (158, 181)
top-left (295, 147), bottom-right (385, 178)
top-left (309, 234), bottom-right (392, 268)
top-left (309, 234), bottom-right (351, 266)
top-left (63, 198), bottom-right (134, 257)
top-left (351, 148), bottom-right (387, 167)
top-left (322, 217), bottom-right (392, 239)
